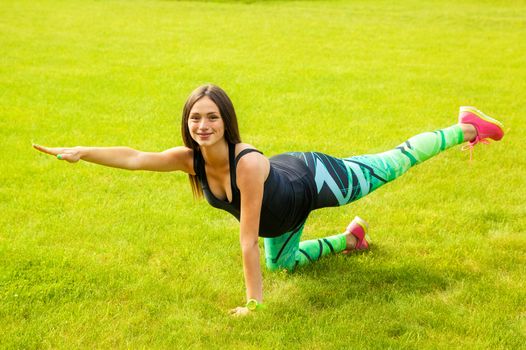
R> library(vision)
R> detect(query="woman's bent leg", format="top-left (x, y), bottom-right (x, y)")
top-left (264, 223), bottom-right (347, 272)
top-left (290, 124), bottom-right (465, 208)
top-left (295, 232), bottom-right (347, 268)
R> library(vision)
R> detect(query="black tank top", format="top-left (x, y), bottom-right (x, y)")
top-left (193, 143), bottom-right (316, 237)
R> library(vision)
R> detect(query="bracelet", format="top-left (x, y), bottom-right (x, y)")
top-left (246, 299), bottom-right (265, 311)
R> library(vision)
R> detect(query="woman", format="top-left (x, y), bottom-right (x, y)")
top-left (33, 84), bottom-right (505, 316)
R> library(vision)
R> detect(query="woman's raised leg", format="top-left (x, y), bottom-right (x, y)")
top-left (295, 108), bottom-right (504, 209)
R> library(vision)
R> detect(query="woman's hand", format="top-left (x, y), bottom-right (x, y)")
top-left (229, 306), bottom-right (251, 317)
top-left (33, 144), bottom-right (82, 163)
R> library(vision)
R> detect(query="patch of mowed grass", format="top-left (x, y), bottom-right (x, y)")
top-left (1, 0), bottom-right (525, 348)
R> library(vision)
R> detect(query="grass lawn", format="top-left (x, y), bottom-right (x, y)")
top-left (1, 0), bottom-right (525, 348)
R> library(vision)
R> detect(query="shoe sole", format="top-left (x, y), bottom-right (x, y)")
top-left (353, 216), bottom-right (369, 232)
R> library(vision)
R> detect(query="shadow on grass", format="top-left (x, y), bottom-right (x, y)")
top-left (274, 245), bottom-right (475, 310)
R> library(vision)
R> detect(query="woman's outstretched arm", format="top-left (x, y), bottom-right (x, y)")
top-left (32, 144), bottom-right (194, 173)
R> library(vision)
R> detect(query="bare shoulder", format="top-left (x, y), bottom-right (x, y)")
top-left (235, 143), bottom-right (269, 186)
top-left (234, 142), bottom-right (267, 165)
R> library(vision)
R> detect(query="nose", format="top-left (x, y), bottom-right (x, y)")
top-left (198, 119), bottom-right (208, 130)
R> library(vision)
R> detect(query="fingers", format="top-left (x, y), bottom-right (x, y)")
top-left (33, 144), bottom-right (79, 162)
top-left (32, 144), bottom-right (62, 156)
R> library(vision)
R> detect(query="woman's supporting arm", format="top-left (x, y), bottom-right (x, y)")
top-left (33, 144), bottom-right (193, 173)
top-left (230, 152), bottom-right (269, 316)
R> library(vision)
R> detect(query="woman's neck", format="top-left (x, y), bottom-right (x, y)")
top-left (200, 139), bottom-right (230, 168)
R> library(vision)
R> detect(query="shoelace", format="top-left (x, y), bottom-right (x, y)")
top-left (461, 137), bottom-right (491, 161)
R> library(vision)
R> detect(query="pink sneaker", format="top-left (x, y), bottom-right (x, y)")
top-left (344, 216), bottom-right (370, 251)
top-left (459, 106), bottom-right (505, 146)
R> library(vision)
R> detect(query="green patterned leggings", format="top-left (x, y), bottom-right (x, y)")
top-left (264, 125), bottom-right (465, 271)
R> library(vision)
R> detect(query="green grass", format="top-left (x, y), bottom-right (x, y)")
top-left (1, 0), bottom-right (525, 348)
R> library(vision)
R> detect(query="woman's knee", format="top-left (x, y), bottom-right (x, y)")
top-left (265, 259), bottom-right (295, 272)
top-left (265, 261), bottom-right (281, 272)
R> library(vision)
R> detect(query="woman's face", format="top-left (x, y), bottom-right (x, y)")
top-left (187, 96), bottom-right (225, 147)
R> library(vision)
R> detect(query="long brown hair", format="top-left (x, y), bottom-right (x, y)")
top-left (181, 84), bottom-right (242, 198)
